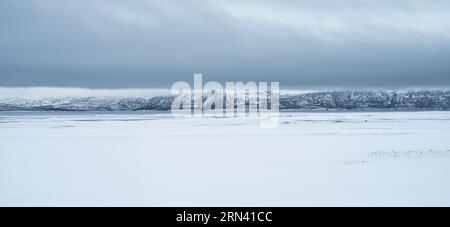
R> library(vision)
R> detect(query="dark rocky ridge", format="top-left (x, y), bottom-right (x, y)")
top-left (1, 90), bottom-right (449, 111)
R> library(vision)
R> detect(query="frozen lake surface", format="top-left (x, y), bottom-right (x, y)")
top-left (1, 111), bottom-right (450, 206)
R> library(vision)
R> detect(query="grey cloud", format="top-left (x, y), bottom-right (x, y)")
top-left (0, 0), bottom-right (450, 88)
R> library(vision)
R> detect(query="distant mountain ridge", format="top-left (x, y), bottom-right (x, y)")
top-left (1, 90), bottom-right (449, 111)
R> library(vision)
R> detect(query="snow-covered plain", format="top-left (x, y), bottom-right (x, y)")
top-left (1, 111), bottom-right (450, 206)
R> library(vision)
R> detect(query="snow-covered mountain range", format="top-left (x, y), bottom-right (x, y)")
top-left (1, 90), bottom-right (449, 111)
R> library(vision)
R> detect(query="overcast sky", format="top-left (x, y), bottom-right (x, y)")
top-left (1, 0), bottom-right (450, 88)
